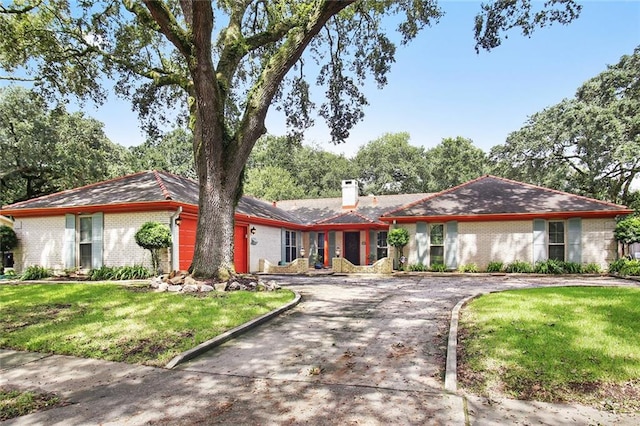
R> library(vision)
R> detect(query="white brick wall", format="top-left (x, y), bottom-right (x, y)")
top-left (104, 212), bottom-right (173, 271)
top-left (11, 212), bottom-right (175, 273)
top-left (248, 225), bottom-right (282, 273)
top-left (582, 218), bottom-right (618, 269)
top-left (12, 217), bottom-right (66, 272)
top-left (458, 221), bottom-right (533, 269)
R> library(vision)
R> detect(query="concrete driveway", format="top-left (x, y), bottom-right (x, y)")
top-left (2, 274), bottom-right (639, 425)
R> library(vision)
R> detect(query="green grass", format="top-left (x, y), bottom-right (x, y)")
top-left (0, 388), bottom-right (62, 421)
top-left (459, 286), bottom-right (640, 411)
top-left (0, 283), bottom-right (295, 367)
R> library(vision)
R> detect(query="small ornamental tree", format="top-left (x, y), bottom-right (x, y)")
top-left (387, 227), bottom-right (410, 270)
top-left (134, 222), bottom-right (172, 274)
top-left (614, 216), bottom-right (640, 257)
top-left (0, 225), bottom-right (18, 273)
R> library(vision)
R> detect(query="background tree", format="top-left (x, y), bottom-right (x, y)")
top-left (0, 86), bottom-right (131, 206)
top-left (134, 221), bottom-right (172, 274)
top-left (614, 216), bottom-right (640, 258)
top-left (490, 47), bottom-right (640, 205)
top-left (354, 132), bottom-right (429, 195)
top-left (423, 137), bottom-right (488, 192)
top-left (129, 128), bottom-right (196, 179)
top-left (245, 136), bottom-right (352, 199)
top-left (244, 166), bottom-right (305, 201)
top-left (1, 0), bottom-right (582, 279)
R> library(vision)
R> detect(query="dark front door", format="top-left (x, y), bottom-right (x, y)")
top-left (344, 232), bottom-right (360, 265)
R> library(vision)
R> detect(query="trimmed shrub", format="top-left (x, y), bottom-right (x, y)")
top-left (134, 222), bottom-right (172, 273)
top-left (486, 261), bottom-right (504, 273)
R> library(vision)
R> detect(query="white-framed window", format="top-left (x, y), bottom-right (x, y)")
top-left (78, 216), bottom-right (93, 269)
top-left (285, 230), bottom-right (297, 263)
top-left (377, 231), bottom-right (388, 259)
top-left (548, 221), bottom-right (565, 261)
top-left (430, 224), bottom-right (444, 266)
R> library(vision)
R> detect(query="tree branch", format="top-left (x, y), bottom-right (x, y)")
top-left (134, 1), bottom-right (193, 61)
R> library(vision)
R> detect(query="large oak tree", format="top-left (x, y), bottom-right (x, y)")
top-left (0, 0), bottom-right (581, 278)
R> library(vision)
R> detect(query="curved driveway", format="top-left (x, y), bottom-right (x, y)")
top-left (175, 274), bottom-right (639, 425)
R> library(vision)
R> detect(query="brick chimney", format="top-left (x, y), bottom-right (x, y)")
top-left (342, 179), bottom-right (359, 209)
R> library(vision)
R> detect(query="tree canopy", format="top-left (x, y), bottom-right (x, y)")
top-left (0, 86), bottom-right (130, 206)
top-left (1, 0), bottom-right (583, 278)
top-left (490, 46), bottom-right (640, 206)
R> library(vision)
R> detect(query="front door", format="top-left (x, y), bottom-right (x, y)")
top-left (234, 225), bottom-right (248, 273)
top-left (344, 232), bottom-right (360, 265)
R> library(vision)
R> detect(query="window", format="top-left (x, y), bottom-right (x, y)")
top-left (548, 221), bottom-right (565, 261)
top-left (430, 224), bottom-right (444, 266)
top-left (377, 231), bottom-right (388, 260)
top-left (285, 230), bottom-right (297, 263)
top-left (79, 216), bottom-right (92, 269)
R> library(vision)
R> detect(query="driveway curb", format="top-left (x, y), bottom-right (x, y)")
top-left (444, 292), bottom-right (487, 392)
top-left (165, 290), bottom-right (301, 369)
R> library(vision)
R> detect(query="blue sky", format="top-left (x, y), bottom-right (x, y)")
top-left (85, 1), bottom-right (639, 157)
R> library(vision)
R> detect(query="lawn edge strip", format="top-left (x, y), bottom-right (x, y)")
top-left (445, 291), bottom-right (488, 393)
top-left (165, 291), bottom-right (301, 369)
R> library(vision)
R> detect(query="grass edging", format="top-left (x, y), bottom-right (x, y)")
top-left (165, 291), bottom-right (302, 369)
top-left (445, 292), bottom-right (487, 393)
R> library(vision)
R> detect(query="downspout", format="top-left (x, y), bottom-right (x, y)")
top-left (170, 206), bottom-right (182, 271)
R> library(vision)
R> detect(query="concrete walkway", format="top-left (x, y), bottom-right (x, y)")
top-left (2, 274), bottom-right (640, 425)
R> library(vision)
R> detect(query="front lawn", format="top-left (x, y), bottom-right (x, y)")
top-left (0, 283), bottom-right (295, 367)
top-left (458, 286), bottom-right (640, 412)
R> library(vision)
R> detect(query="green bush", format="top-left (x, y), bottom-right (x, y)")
top-left (534, 259), bottom-right (564, 274)
top-left (459, 263), bottom-right (478, 273)
top-left (21, 265), bottom-right (52, 281)
top-left (609, 258), bottom-right (628, 274)
top-left (504, 260), bottom-right (533, 273)
top-left (113, 265), bottom-right (151, 280)
top-left (408, 263), bottom-right (428, 272)
top-left (88, 266), bottom-right (118, 281)
top-left (89, 265), bottom-right (151, 281)
top-left (620, 259), bottom-right (640, 276)
top-left (486, 261), bottom-right (504, 273)
top-left (561, 261), bottom-right (583, 274)
top-left (430, 263), bottom-right (447, 272)
top-left (583, 263), bottom-right (602, 274)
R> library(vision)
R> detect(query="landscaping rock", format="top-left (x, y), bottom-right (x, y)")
top-left (214, 282), bottom-right (227, 292)
top-left (184, 276), bottom-right (198, 286)
top-left (200, 284), bottom-right (214, 292)
top-left (183, 284), bottom-right (199, 293)
top-left (167, 285), bottom-right (183, 292)
top-left (227, 281), bottom-right (242, 291)
top-left (150, 277), bottom-right (163, 289)
top-left (157, 282), bottom-right (169, 292)
top-left (169, 275), bottom-right (184, 285)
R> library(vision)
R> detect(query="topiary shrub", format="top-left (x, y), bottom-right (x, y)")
top-left (134, 222), bottom-right (172, 273)
top-left (387, 227), bottom-right (410, 270)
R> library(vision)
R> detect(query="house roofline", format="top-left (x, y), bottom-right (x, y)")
top-left (381, 209), bottom-right (634, 223)
top-left (1, 200), bottom-right (198, 218)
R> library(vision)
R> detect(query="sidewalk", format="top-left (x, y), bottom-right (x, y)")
top-left (2, 275), bottom-right (640, 425)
